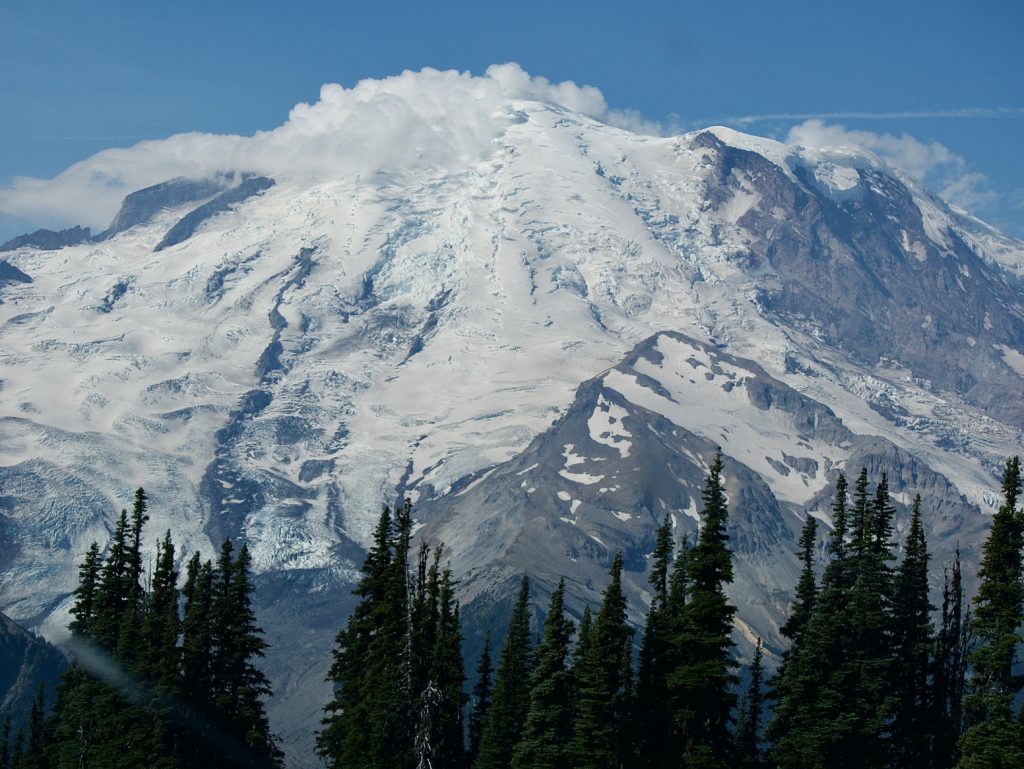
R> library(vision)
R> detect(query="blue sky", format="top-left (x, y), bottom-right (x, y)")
top-left (1, 0), bottom-right (1022, 238)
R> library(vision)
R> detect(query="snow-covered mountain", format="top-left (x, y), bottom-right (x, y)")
top-left (1, 68), bottom-right (1022, 764)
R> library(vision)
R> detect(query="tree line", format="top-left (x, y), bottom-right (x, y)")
top-left (3, 454), bottom-right (1022, 768)
top-left (1, 489), bottom-right (282, 769)
top-left (316, 454), bottom-right (1024, 769)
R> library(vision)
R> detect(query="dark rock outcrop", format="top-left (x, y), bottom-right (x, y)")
top-left (155, 176), bottom-right (276, 251)
top-left (100, 177), bottom-right (231, 238)
top-left (0, 226), bottom-right (91, 252)
top-left (0, 261), bottom-right (32, 284)
top-left (0, 613), bottom-right (66, 726)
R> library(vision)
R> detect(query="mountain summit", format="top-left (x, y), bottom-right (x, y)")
top-left (1, 69), bottom-right (1022, 764)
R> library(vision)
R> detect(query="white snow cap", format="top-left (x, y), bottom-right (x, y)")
top-left (0, 63), bottom-right (657, 232)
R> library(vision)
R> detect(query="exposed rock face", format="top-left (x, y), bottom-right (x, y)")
top-left (0, 260), bottom-right (32, 284)
top-left (0, 108), bottom-right (1021, 766)
top-left (155, 176), bottom-right (276, 251)
top-left (0, 613), bottom-right (67, 726)
top-left (101, 177), bottom-right (232, 237)
top-left (0, 226), bottom-right (91, 253)
top-left (693, 132), bottom-right (1024, 428)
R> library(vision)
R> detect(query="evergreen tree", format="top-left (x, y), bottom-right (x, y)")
top-left (1, 715), bottom-right (9, 769)
top-left (890, 495), bottom-right (934, 769)
top-left (572, 552), bottom-right (634, 769)
top-left (318, 506), bottom-right (398, 769)
top-left (413, 555), bottom-right (466, 769)
top-left (957, 456), bottom-right (1024, 767)
top-left (667, 452), bottom-right (737, 769)
top-left (19, 684), bottom-right (46, 769)
top-left (768, 474), bottom-right (853, 769)
top-left (635, 516), bottom-right (675, 769)
top-left (181, 552), bottom-right (215, 708)
top-left (511, 580), bottom-right (574, 769)
top-left (734, 639), bottom-right (765, 769)
top-left (932, 548), bottom-right (970, 769)
top-left (780, 515), bottom-right (818, 646)
top-left (209, 541), bottom-right (282, 768)
top-left (68, 543), bottom-right (101, 637)
top-left (474, 576), bottom-right (533, 769)
top-left (91, 508), bottom-right (133, 651)
top-left (9, 733), bottom-right (21, 769)
top-left (143, 532), bottom-right (181, 690)
top-left (467, 634), bottom-right (493, 767)
top-left (836, 471), bottom-right (896, 769)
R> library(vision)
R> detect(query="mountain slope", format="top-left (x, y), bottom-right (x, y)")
top-left (0, 88), bottom-right (1022, 765)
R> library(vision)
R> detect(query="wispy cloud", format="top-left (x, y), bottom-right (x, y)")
top-left (705, 107), bottom-right (1024, 127)
top-left (785, 119), bottom-right (998, 212)
top-left (0, 64), bottom-right (656, 231)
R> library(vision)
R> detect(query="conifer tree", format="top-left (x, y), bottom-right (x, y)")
top-left (780, 515), bottom-right (818, 646)
top-left (572, 552), bottom-right (634, 769)
top-left (957, 456), bottom-right (1024, 767)
top-left (890, 495), bottom-right (933, 769)
top-left (319, 506), bottom-right (399, 769)
top-left (181, 552), bottom-right (215, 709)
top-left (734, 638), bottom-right (765, 769)
top-left (467, 634), bottom-right (493, 767)
top-left (91, 507), bottom-right (133, 652)
top-left (143, 532), bottom-right (182, 690)
top-left (0, 715), bottom-right (9, 769)
top-left (511, 579), bottom-right (574, 769)
top-left (413, 556), bottom-right (466, 769)
top-left (475, 576), bottom-right (533, 769)
top-left (668, 452), bottom-right (737, 769)
top-left (635, 516), bottom-right (675, 768)
top-left (68, 543), bottom-right (101, 637)
top-left (19, 684), bottom-right (46, 769)
top-left (932, 548), bottom-right (970, 769)
top-left (768, 474), bottom-right (852, 769)
top-left (209, 541), bottom-right (282, 768)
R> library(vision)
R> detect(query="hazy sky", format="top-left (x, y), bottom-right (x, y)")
top-left (1, 0), bottom-right (1022, 238)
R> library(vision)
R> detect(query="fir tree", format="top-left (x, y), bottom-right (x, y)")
top-left (474, 576), bottom-right (533, 769)
top-left (466, 634), bottom-right (493, 767)
top-left (181, 552), bottom-right (215, 709)
top-left (209, 541), bottom-right (282, 768)
top-left (68, 543), bottom-right (101, 637)
top-left (780, 515), bottom-right (818, 646)
top-left (837, 471), bottom-right (896, 769)
top-left (768, 474), bottom-right (853, 769)
top-left (734, 639), bottom-right (765, 769)
top-left (957, 457), bottom-right (1024, 767)
top-left (635, 516), bottom-right (675, 769)
top-left (318, 507), bottom-right (398, 769)
top-left (890, 495), bottom-right (933, 769)
top-left (932, 548), bottom-right (970, 769)
top-left (668, 452), bottom-right (737, 769)
top-left (20, 684), bottom-right (46, 769)
top-left (1, 715), bottom-right (9, 769)
top-left (511, 580), bottom-right (574, 769)
top-left (143, 532), bottom-right (182, 690)
top-left (414, 554), bottom-right (466, 769)
top-left (91, 507), bottom-right (133, 651)
top-left (572, 552), bottom-right (634, 769)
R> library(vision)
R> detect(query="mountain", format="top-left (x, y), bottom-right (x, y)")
top-left (0, 613), bottom-right (67, 727)
top-left (0, 85), bottom-right (1022, 765)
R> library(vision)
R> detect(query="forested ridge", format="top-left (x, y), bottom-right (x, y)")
top-left (4, 455), bottom-right (1023, 768)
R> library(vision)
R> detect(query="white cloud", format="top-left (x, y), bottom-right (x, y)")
top-left (785, 119), bottom-right (996, 212)
top-left (0, 63), bottom-right (661, 233)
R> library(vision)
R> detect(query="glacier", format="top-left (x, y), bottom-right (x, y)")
top-left (1, 67), bottom-right (1023, 765)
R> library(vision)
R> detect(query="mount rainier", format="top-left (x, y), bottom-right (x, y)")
top-left (1, 66), bottom-right (1023, 764)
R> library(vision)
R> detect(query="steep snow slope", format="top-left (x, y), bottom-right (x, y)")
top-left (1, 80), bottom-right (1023, 764)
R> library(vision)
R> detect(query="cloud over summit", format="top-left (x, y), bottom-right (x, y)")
top-left (0, 64), bottom-right (653, 232)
